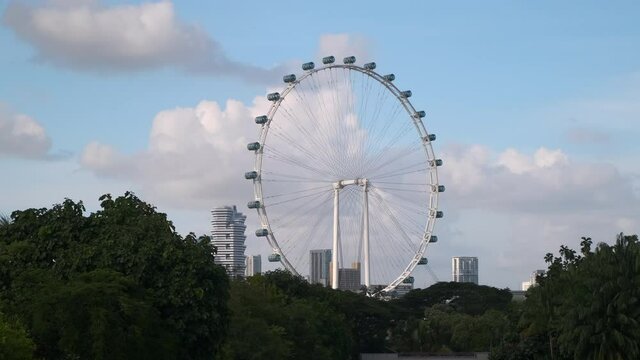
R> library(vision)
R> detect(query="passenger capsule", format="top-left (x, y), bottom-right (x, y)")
top-left (436, 211), bottom-right (444, 218)
top-left (383, 74), bottom-right (395, 82)
top-left (283, 74), bottom-right (296, 83)
top-left (247, 200), bottom-right (261, 209)
top-left (267, 92), bottom-right (280, 102)
top-left (322, 56), bottom-right (335, 64)
top-left (431, 184), bottom-right (445, 192)
top-left (343, 56), bottom-right (356, 64)
top-left (429, 235), bottom-right (438, 243)
top-left (302, 62), bottom-right (315, 70)
top-left (245, 171), bottom-right (258, 180)
top-left (416, 110), bottom-right (426, 118)
top-left (418, 257), bottom-right (428, 265)
top-left (255, 115), bottom-right (268, 124)
top-left (363, 62), bottom-right (376, 70)
top-left (255, 228), bottom-right (269, 237)
top-left (431, 159), bottom-right (443, 167)
top-left (247, 142), bottom-right (261, 151)
top-left (403, 276), bottom-right (415, 284)
top-left (400, 90), bottom-right (412, 98)
top-left (268, 254), bottom-right (281, 262)
top-left (424, 134), bottom-right (436, 142)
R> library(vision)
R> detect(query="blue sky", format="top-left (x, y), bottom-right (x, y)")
top-left (1, 0), bottom-right (639, 289)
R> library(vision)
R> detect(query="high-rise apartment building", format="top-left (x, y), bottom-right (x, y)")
top-left (309, 249), bottom-right (332, 287)
top-left (245, 255), bottom-right (262, 277)
top-left (211, 206), bottom-right (247, 278)
top-left (452, 256), bottom-right (479, 284)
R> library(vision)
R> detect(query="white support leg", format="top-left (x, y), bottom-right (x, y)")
top-left (332, 186), bottom-right (340, 289)
top-left (363, 180), bottom-right (370, 288)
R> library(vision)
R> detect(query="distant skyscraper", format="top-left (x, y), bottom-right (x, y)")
top-left (394, 283), bottom-right (414, 298)
top-left (211, 206), bottom-right (246, 278)
top-left (309, 249), bottom-right (332, 286)
top-left (452, 256), bottom-right (479, 284)
top-left (329, 262), bottom-right (361, 292)
top-left (245, 255), bottom-right (262, 277)
top-left (522, 269), bottom-right (545, 290)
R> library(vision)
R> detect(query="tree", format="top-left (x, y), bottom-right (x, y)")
top-left (219, 275), bottom-right (353, 360)
top-left (396, 281), bottom-right (513, 317)
top-left (0, 312), bottom-right (35, 360)
top-left (0, 193), bottom-right (229, 359)
top-left (14, 269), bottom-right (175, 359)
top-left (556, 234), bottom-right (640, 359)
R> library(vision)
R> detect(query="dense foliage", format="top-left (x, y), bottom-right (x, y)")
top-left (2, 194), bottom-right (637, 359)
top-left (0, 193), bottom-right (229, 359)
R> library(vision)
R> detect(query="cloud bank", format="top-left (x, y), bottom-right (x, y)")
top-left (2, 0), bottom-right (279, 83)
top-left (0, 106), bottom-right (53, 159)
top-left (81, 97), bottom-right (270, 208)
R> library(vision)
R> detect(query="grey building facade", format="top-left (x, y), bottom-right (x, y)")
top-left (452, 256), bottom-right (479, 284)
top-left (310, 249), bottom-right (332, 286)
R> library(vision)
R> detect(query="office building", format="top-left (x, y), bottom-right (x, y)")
top-left (245, 255), bottom-right (262, 277)
top-left (522, 269), bottom-right (545, 290)
top-left (394, 283), bottom-right (414, 298)
top-left (211, 205), bottom-right (247, 278)
top-left (452, 256), bottom-right (479, 284)
top-left (330, 262), bottom-right (362, 292)
top-left (309, 249), bottom-right (332, 286)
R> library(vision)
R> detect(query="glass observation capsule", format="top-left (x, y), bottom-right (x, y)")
top-left (245, 171), bottom-right (258, 180)
top-left (383, 74), bottom-right (395, 81)
top-left (429, 235), bottom-right (438, 243)
top-left (403, 276), bottom-right (415, 284)
top-left (255, 115), bottom-right (268, 124)
top-left (302, 62), bottom-right (315, 70)
top-left (363, 62), bottom-right (376, 70)
top-left (267, 92), bottom-right (280, 101)
top-left (436, 211), bottom-right (444, 218)
top-left (255, 229), bottom-right (269, 237)
top-left (418, 257), bottom-right (428, 265)
top-left (343, 56), bottom-right (356, 64)
top-left (424, 134), bottom-right (436, 142)
top-left (431, 159), bottom-right (443, 167)
top-left (433, 185), bottom-right (445, 193)
top-left (268, 254), bottom-right (281, 262)
top-left (283, 74), bottom-right (296, 83)
top-left (247, 142), bottom-right (261, 151)
top-left (415, 110), bottom-right (426, 118)
top-left (322, 56), bottom-right (335, 64)
top-left (247, 200), bottom-right (261, 209)
top-left (400, 90), bottom-right (412, 98)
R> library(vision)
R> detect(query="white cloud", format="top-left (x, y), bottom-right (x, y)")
top-left (442, 144), bottom-right (638, 214)
top-left (2, 0), bottom-right (278, 82)
top-left (81, 97), bottom-right (270, 209)
top-left (435, 144), bottom-right (640, 287)
top-left (0, 106), bottom-right (53, 159)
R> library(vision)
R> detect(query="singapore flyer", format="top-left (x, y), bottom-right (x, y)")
top-left (246, 55), bottom-right (443, 294)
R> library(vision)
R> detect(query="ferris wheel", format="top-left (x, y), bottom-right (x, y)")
top-left (246, 55), bottom-right (443, 293)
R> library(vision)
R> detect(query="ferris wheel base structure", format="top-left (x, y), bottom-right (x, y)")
top-left (246, 55), bottom-right (444, 294)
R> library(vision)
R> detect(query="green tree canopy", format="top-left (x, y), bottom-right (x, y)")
top-left (396, 281), bottom-right (513, 317)
top-left (0, 192), bottom-right (229, 360)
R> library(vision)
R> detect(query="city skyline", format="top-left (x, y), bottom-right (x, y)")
top-left (1, 1), bottom-right (639, 289)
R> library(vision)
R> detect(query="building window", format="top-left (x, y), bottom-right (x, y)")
top-left (226, 234), bottom-right (230, 239)
top-left (226, 254), bottom-right (230, 259)
top-left (226, 244), bottom-right (230, 249)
